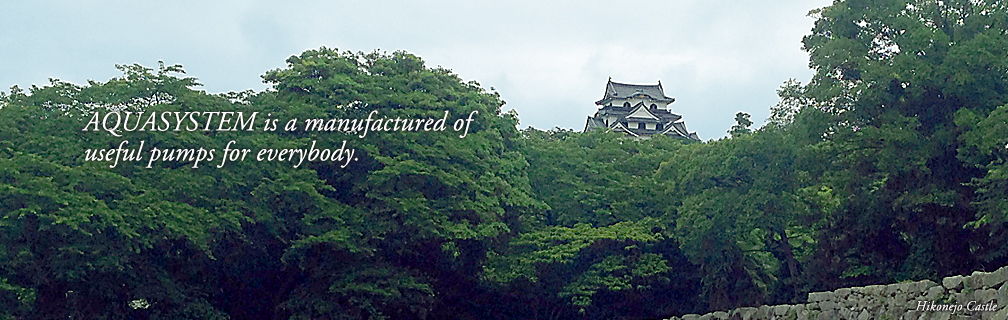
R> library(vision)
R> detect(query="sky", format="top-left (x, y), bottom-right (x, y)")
top-left (2, 0), bottom-right (834, 141)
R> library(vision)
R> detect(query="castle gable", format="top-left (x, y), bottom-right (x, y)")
top-left (625, 104), bottom-right (660, 121)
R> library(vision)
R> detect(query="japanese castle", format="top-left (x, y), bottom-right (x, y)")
top-left (584, 79), bottom-right (700, 140)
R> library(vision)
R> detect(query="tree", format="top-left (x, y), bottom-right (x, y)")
top-left (799, 0), bottom-right (1008, 285)
top-left (728, 112), bottom-right (753, 137)
top-left (766, 79), bottom-right (812, 128)
top-left (660, 120), bottom-right (838, 308)
top-left (0, 49), bottom-right (548, 319)
top-left (955, 105), bottom-right (1008, 264)
top-left (489, 128), bottom-right (702, 318)
top-left (0, 62), bottom-right (242, 319)
top-left (256, 47), bottom-right (545, 319)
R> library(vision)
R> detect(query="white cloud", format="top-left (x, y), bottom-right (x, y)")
top-left (2, 0), bottom-right (833, 140)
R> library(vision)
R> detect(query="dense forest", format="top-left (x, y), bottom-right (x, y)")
top-left (2, 0), bottom-right (1008, 319)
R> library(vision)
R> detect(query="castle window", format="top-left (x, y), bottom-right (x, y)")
top-left (623, 102), bottom-right (631, 108)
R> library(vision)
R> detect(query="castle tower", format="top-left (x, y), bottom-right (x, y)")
top-left (584, 78), bottom-right (699, 140)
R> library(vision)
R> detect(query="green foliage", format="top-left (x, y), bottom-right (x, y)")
top-left (4, 7), bottom-right (1008, 316)
top-left (485, 218), bottom-right (679, 314)
top-left (560, 253), bottom-right (671, 307)
top-left (0, 276), bottom-right (34, 319)
top-left (490, 129), bottom-right (703, 316)
top-left (254, 47), bottom-right (545, 319)
top-left (520, 128), bottom-right (683, 227)
top-left (956, 105), bottom-right (1008, 234)
top-left (492, 219), bottom-right (663, 269)
top-left (660, 122), bottom-right (833, 307)
top-left (0, 61), bottom-right (260, 318)
top-left (799, 0), bottom-right (1008, 286)
top-left (767, 79), bottom-right (811, 128)
top-left (729, 112), bottom-right (753, 137)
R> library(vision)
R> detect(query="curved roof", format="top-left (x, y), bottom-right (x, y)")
top-left (595, 79), bottom-right (675, 105)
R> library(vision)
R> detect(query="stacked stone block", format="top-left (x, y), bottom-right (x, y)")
top-left (664, 265), bottom-right (1008, 320)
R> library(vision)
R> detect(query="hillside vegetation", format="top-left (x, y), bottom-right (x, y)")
top-left (2, 1), bottom-right (1008, 318)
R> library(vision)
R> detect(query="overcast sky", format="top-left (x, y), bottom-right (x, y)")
top-left (2, 0), bottom-right (833, 140)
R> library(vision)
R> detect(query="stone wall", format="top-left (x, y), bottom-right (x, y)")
top-left (665, 265), bottom-right (1008, 320)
